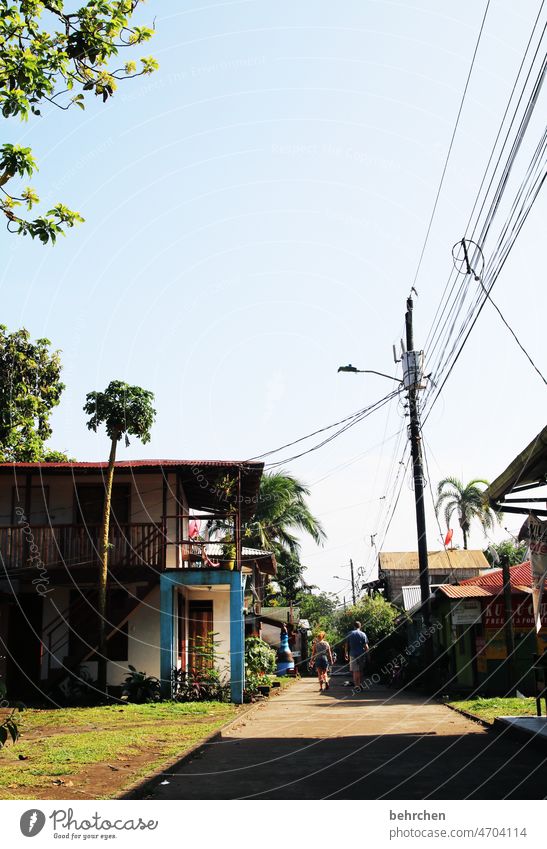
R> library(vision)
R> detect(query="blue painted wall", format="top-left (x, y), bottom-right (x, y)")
top-left (159, 570), bottom-right (245, 703)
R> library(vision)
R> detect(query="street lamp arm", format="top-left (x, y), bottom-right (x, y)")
top-left (337, 364), bottom-right (401, 382)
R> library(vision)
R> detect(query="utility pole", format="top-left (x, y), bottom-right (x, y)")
top-left (350, 558), bottom-right (356, 605)
top-left (500, 553), bottom-right (516, 696)
top-left (404, 296), bottom-right (432, 634)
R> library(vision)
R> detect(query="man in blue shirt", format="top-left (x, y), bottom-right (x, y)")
top-left (345, 621), bottom-right (369, 689)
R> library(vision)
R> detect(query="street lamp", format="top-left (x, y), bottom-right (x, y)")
top-left (337, 364), bottom-right (401, 382)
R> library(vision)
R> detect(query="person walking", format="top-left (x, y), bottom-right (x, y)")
top-left (345, 620), bottom-right (369, 690)
top-left (311, 631), bottom-right (334, 692)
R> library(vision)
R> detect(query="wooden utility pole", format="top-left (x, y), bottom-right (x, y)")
top-left (350, 558), bottom-right (356, 605)
top-left (404, 296), bottom-right (432, 634)
top-left (500, 553), bottom-right (516, 696)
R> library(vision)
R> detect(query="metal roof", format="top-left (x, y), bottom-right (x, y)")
top-left (0, 459), bottom-right (264, 520)
top-left (0, 459), bottom-right (261, 470)
top-left (436, 584), bottom-right (493, 599)
top-left (378, 550), bottom-right (489, 571)
top-left (485, 424), bottom-right (547, 508)
top-left (460, 562), bottom-right (537, 591)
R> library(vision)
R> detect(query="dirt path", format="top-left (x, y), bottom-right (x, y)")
top-left (142, 676), bottom-right (547, 799)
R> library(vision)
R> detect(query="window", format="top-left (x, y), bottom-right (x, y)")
top-left (11, 486), bottom-right (50, 524)
top-left (74, 484), bottom-right (130, 525)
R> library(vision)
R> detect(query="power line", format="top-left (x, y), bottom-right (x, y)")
top-left (422, 4), bottom-right (547, 391)
top-left (263, 389), bottom-right (401, 468)
top-left (410, 0), bottom-right (492, 291)
top-left (246, 394), bottom-right (397, 462)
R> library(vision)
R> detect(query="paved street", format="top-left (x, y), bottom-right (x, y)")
top-left (144, 677), bottom-right (547, 800)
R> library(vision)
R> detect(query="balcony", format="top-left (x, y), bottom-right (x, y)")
top-left (0, 524), bottom-right (242, 574)
top-left (0, 523), bottom-right (164, 573)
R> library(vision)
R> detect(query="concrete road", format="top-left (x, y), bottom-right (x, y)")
top-left (144, 677), bottom-right (547, 800)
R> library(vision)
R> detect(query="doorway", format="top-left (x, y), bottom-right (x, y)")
top-left (5, 593), bottom-right (43, 700)
top-left (188, 600), bottom-right (213, 674)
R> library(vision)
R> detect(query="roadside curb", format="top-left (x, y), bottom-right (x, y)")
top-left (442, 701), bottom-right (492, 729)
top-left (493, 716), bottom-right (547, 749)
top-left (120, 684), bottom-right (293, 800)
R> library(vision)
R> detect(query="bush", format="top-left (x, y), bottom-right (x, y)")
top-left (172, 668), bottom-right (230, 703)
top-left (121, 666), bottom-right (161, 703)
top-left (336, 596), bottom-right (399, 643)
top-left (0, 678), bottom-right (24, 748)
top-left (245, 637), bottom-right (276, 677)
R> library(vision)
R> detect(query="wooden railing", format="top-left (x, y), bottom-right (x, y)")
top-left (0, 523), bottom-right (163, 571)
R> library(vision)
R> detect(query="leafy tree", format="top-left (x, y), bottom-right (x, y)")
top-left (299, 591), bottom-right (338, 625)
top-left (0, 324), bottom-right (69, 460)
top-left (484, 538), bottom-right (528, 567)
top-left (435, 476), bottom-right (500, 549)
top-left (83, 379), bottom-right (155, 694)
top-left (335, 595), bottom-right (399, 648)
top-left (1, 0), bottom-right (157, 243)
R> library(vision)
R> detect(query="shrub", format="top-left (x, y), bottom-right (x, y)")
top-left (245, 636), bottom-right (276, 677)
top-left (172, 668), bottom-right (230, 703)
top-left (121, 666), bottom-right (161, 703)
top-left (0, 678), bottom-right (24, 748)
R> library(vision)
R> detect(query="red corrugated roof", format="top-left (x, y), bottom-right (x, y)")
top-left (460, 562), bottom-right (533, 589)
top-left (0, 459), bottom-right (262, 470)
top-left (437, 584), bottom-right (493, 599)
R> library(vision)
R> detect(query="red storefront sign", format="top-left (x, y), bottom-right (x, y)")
top-left (484, 597), bottom-right (547, 629)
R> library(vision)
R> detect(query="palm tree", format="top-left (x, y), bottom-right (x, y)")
top-left (83, 380), bottom-right (156, 695)
top-left (245, 472), bottom-right (325, 553)
top-left (435, 476), bottom-right (499, 549)
top-left (246, 472), bottom-right (326, 603)
top-left (209, 471), bottom-right (325, 601)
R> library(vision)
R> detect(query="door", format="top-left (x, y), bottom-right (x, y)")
top-left (177, 591), bottom-right (187, 672)
top-left (188, 600), bottom-right (213, 674)
top-left (5, 594), bottom-right (43, 699)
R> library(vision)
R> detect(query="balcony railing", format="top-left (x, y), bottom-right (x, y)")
top-left (0, 523), bottom-right (163, 572)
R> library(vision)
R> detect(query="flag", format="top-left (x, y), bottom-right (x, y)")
top-left (444, 528), bottom-right (453, 547)
top-left (188, 519), bottom-right (201, 539)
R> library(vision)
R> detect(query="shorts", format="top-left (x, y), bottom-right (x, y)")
top-left (315, 655), bottom-right (329, 670)
top-left (349, 656), bottom-right (366, 673)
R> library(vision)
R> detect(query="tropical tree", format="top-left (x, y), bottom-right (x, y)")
top-left (435, 476), bottom-right (500, 549)
top-left (244, 472), bottom-right (326, 602)
top-left (336, 595), bottom-right (399, 648)
top-left (299, 591), bottom-right (338, 625)
top-left (484, 538), bottom-right (528, 567)
top-left (1, 0), bottom-right (157, 243)
top-left (0, 324), bottom-right (69, 461)
top-left (83, 380), bottom-right (155, 694)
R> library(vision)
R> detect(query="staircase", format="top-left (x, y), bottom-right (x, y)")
top-left (43, 581), bottom-right (157, 695)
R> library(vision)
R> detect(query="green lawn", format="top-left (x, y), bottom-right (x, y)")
top-left (448, 697), bottom-right (539, 725)
top-left (0, 701), bottom-right (237, 800)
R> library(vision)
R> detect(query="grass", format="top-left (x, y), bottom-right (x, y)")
top-left (0, 701), bottom-right (237, 800)
top-left (448, 696), bottom-right (539, 725)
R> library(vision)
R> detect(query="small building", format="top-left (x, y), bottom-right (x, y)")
top-left (0, 459), bottom-right (275, 704)
top-left (377, 549), bottom-right (490, 606)
top-left (432, 562), bottom-right (547, 695)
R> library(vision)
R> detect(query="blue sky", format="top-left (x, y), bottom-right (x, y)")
top-left (2, 0), bottom-right (546, 596)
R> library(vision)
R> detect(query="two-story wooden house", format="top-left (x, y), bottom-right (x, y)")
top-left (0, 459), bottom-right (275, 704)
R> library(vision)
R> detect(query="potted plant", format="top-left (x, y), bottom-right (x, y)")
top-left (222, 535), bottom-right (236, 570)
